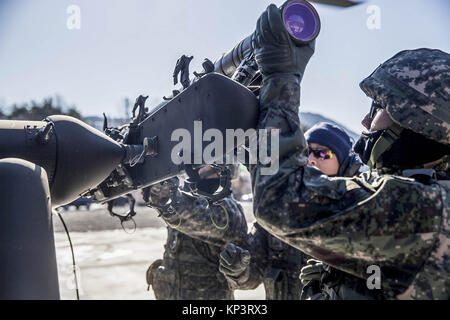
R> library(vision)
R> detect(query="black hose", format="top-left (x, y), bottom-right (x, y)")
top-left (56, 210), bottom-right (80, 300)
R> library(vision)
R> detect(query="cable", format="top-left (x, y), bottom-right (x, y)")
top-left (129, 148), bottom-right (146, 167)
top-left (209, 203), bottom-right (229, 231)
top-left (55, 210), bottom-right (80, 300)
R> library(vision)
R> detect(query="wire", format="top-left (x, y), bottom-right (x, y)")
top-left (209, 203), bottom-right (229, 230)
top-left (129, 148), bottom-right (146, 167)
top-left (55, 210), bottom-right (80, 300)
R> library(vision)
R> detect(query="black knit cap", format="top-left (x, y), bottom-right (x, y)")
top-left (305, 122), bottom-right (352, 165)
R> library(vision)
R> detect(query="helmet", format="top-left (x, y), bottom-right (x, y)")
top-left (359, 48), bottom-right (450, 146)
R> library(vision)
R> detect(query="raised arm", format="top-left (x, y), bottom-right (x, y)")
top-left (249, 5), bottom-right (447, 298)
top-left (143, 178), bottom-right (248, 248)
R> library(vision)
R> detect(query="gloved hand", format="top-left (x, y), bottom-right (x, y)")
top-left (219, 243), bottom-right (251, 278)
top-left (143, 177), bottom-right (179, 207)
top-left (300, 259), bottom-right (326, 286)
top-left (252, 3), bottom-right (315, 80)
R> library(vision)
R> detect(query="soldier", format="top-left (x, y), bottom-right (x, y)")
top-left (219, 122), bottom-right (367, 300)
top-left (302, 123), bottom-right (386, 300)
top-left (143, 166), bottom-right (248, 300)
top-left (248, 4), bottom-right (449, 299)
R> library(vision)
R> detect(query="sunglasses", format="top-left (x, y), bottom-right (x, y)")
top-left (308, 147), bottom-right (334, 160)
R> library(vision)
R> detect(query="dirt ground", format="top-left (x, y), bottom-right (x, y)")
top-left (53, 202), bottom-right (265, 300)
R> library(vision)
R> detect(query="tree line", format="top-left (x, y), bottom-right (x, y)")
top-left (0, 97), bottom-right (83, 121)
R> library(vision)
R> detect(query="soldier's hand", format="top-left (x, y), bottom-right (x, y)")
top-left (253, 4), bottom-right (315, 80)
top-left (143, 177), bottom-right (179, 207)
top-left (300, 259), bottom-right (326, 285)
top-left (219, 243), bottom-right (251, 278)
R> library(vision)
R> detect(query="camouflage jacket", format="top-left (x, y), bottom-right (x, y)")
top-left (157, 190), bottom-right (248, 249)
top-left (147, 188), bottom-right (248, 300)
top-left (228, 154), bottom-right (368, 300)
top-left (251, 75), bottom-right (449, 299)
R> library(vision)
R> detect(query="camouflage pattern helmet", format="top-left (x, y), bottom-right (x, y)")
top-left (359, 48), bottom-right (450, 146)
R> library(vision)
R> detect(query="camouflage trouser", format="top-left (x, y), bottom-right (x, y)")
top-left (263, 267), bottom-right (302, 300)
top-left (262, 229), bottom-right (305, 300)
top-left (147, 261), bottom-right (232, 299)
top-left (147, 259), bottom-right (175, 300)
top-left (147, 228), bottom-right (233, 300)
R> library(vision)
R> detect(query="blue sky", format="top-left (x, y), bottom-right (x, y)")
top-left (0, 0), bottom-right (448, 132)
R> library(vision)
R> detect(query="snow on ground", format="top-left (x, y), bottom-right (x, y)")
top-left (53, 203), bottom-right (265, 300)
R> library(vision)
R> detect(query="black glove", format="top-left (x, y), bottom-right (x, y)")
top-left (253, 3), bottom-right (315, 80)
top-left (219, 243), bottom-right (251, 278)
top-left (300, 259), bottom-right (326, 286)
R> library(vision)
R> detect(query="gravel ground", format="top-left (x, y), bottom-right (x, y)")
top-left (53, 202), bottom-right (265, 300)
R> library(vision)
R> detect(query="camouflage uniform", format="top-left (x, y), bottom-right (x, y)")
top-left (225, 222), bottom-right (306, 300)
top-left (299, 154), bottom-right (389, 300)
top-left (226, 153), bottom-right (369, 300)
top-left (251, 48), bottom-right (450, 299)
top-left (144, 179), bottom-right (248, 300)
top-left (148, 227), bottom-right (233, 300)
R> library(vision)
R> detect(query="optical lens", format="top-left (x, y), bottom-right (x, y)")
top-left (283, 0), bottom-right (320, 43)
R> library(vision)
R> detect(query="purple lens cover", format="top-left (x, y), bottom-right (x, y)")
top-left (283, 1), bottom-right (320, 42)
